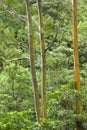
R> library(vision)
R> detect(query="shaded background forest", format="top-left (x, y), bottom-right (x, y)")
top-left (0, 0), bottom-right (87, 129)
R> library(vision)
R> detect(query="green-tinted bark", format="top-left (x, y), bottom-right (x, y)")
top-left (37, 0), bottom-right (47, 118)
top-left (25, 0), bottom-right (41, 121)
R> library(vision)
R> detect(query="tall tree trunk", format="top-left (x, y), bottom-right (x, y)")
top-left (25, 0), bottom-right (41, 122)
top-left (37, 0), bottom-right (47, 118)
top-left (72, 0), bottom-right (82, 130)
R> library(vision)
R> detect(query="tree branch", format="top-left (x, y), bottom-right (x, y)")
top-left (0, 2), bottom-right (26, 23)
top-left (0, 1), bottom-right (38, 26)
top-left (0, 56), bottom-right (29, 62)
top-left (45, 31), bottom-right (58, 52)
top-left (0, 56), bottom-right (41, 69)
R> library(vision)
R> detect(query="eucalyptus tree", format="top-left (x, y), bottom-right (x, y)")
top-left (37, 0), bottom-right (47, 118)
top-left (25, 0), bottom-right (41, 121)
top-left (72, 0), bottom-right (82, 129)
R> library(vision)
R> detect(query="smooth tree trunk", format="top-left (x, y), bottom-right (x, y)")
top-left (72, 0), bottom-right (82, 130)
top-left (25, 0), bottom-right (41, 121)
top-left (37, 0), bottom-right (47, 118)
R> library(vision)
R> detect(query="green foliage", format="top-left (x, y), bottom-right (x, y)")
top-left (0, 63), bottom-right (34, 113)
top-left (0, 0), bottom-right (87, 129)
top-left (0, 110), bottom-right (38, 130)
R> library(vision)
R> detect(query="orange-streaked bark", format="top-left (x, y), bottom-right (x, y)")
top-left (37, 0), bottom-right (47, 118)
top-left (73, 0), bottom-right (82, 114)
top-left (73, 0), bottom-right (82, 130)
top-left (25, 0), bottom-right (41, 121)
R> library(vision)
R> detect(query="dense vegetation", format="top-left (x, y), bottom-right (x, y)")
top-left (0, 0), bottom-right (87, 129)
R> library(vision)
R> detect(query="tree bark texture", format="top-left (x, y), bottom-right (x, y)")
top-left (37, 0), bottom-right (47, 118)
top-left (25, 0), bottom-right (41, 122)
top-left (73, 0), bottom-right (82, 129)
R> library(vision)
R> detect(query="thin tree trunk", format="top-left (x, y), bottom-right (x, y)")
top-left (25, 0), bottom-right (41, 122)
top-left (37, 0), bottom-right (47, 118)
top-left (72, 0), bottom-right (82, 130)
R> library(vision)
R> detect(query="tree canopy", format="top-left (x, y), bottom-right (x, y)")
top-left (0, 0), bottom-right (87, 130)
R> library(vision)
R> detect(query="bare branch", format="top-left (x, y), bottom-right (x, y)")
top-left (0, 56), bottom-right (29, 62)
top-left (0, 1), bottom-right (39, 26)
top-left (0, 1), bottom-right (26, 23)
top-left (45, 31), bottom-right (58, 52)
top-left (0, 56), bottom-right (41, 69)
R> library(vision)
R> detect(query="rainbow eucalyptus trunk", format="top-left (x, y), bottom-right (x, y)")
top-left (72, 0), bottom-right (82, 130)
top-left (25, 0), bottom-right (41, 122)
top-left (37, 0), bottom-right (47, 118)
